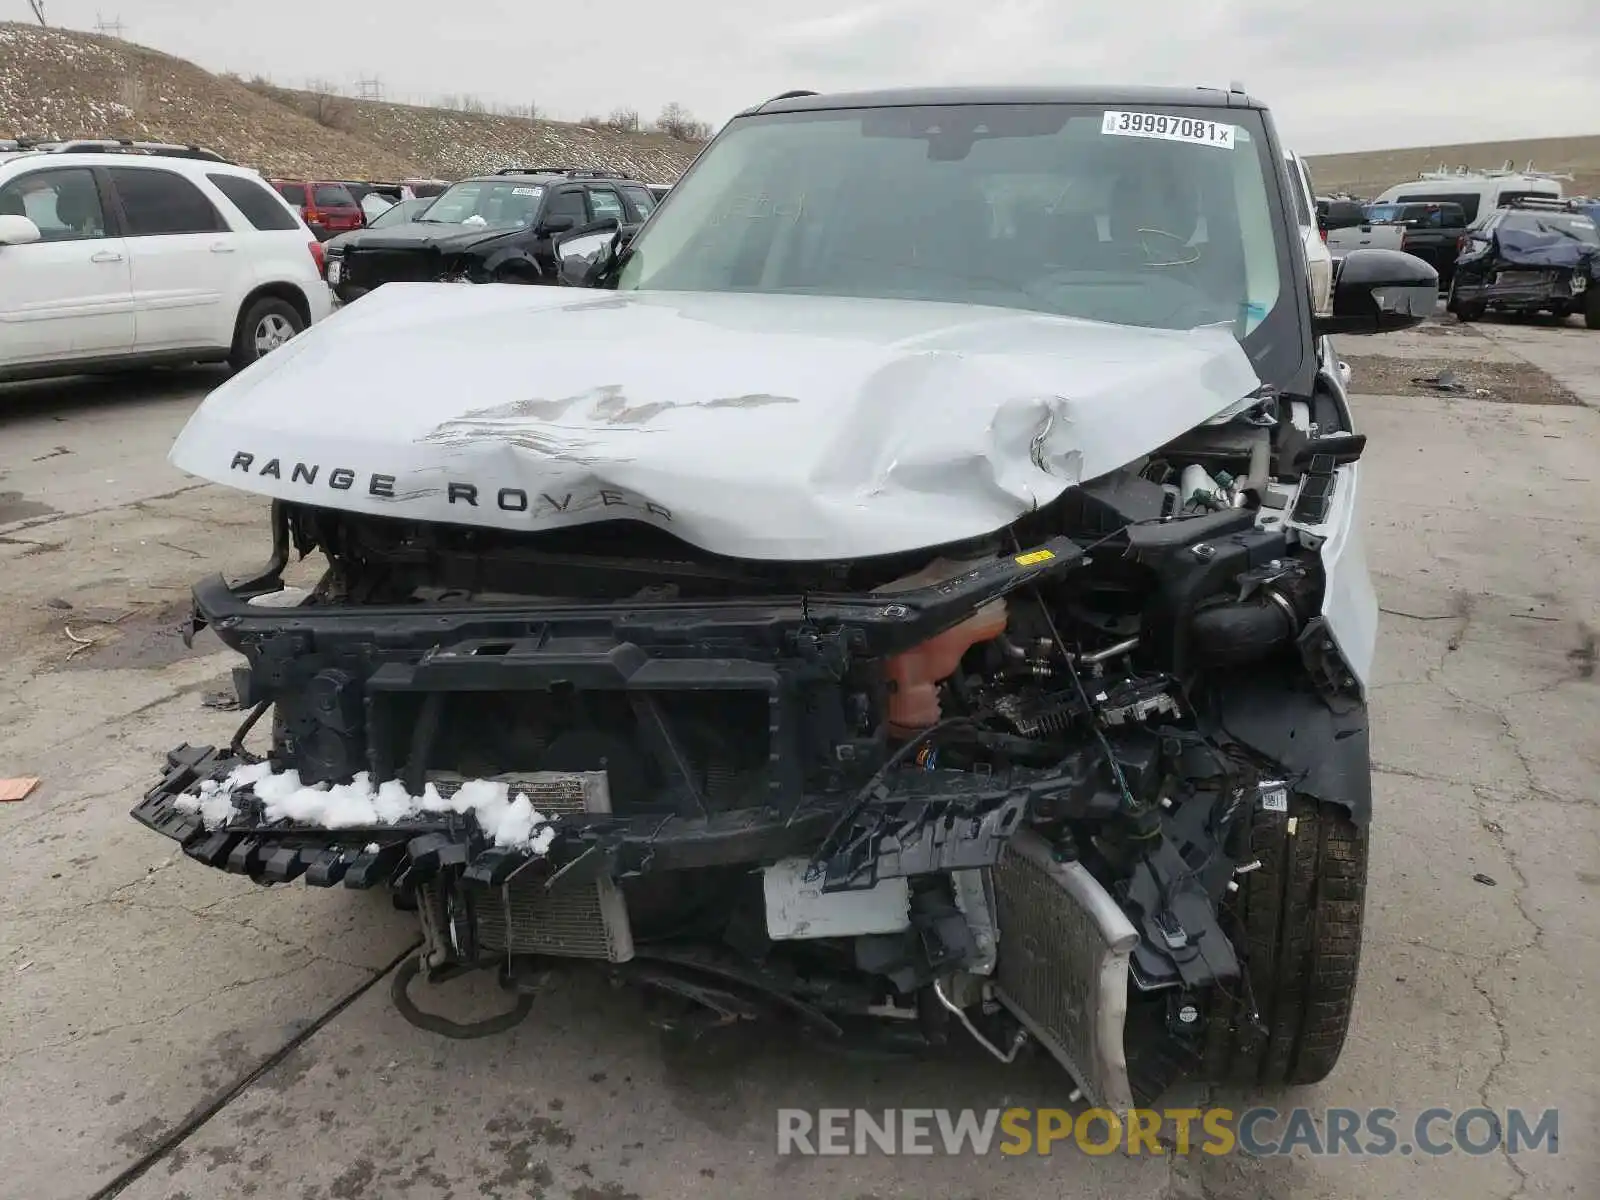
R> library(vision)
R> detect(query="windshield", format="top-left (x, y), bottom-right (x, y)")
top-left (371, 196), bottom-right (430, 228)
top-left (1501, 212), bottom-right (1598, 243)
top-left (418, 180), bottom-right (544, 228)
top-left (616, 103), bottom-right (1290, 343)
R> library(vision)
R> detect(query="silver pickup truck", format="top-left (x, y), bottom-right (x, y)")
top-left (1328, 201), bottom-right (1468, 288)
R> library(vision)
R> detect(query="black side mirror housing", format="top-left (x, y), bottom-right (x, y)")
top-left (554, 217), bottom-right (622, 287)
top-left (540, 214), bottom-right (577, 235)
top-left (1313, 248), bottom-right (1438, 336)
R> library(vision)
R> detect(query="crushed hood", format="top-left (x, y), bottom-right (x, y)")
top-left (1492, 227), bottom-right (1599, 273)
top-left (170, 284), bottom-right (1263, 561)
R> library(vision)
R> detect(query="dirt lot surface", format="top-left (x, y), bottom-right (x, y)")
top-left (1, 311), bottom-right (1597, 1199)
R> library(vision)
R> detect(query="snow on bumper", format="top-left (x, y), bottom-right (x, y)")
top-left (132, 744), bottom-right (838, 889)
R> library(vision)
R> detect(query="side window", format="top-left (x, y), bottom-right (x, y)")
top-left (622, 185), bottom-right (656, 218)
top-left (0, 166), bottom-right (107, 242)
top-left (545, 189), bottom-right (587, 223)
top-left (1296, 158), bottom-right (1317, 206)
top-left (587, 187), bottom-right (626, 223)
top-left (207, 173), bottom-right (299, 231)
top-left (278, 182), bottom-right (307, 207)
top-left (109, 168), bottom-right (227, 236)
top-left (1284, 160), bottom-right (1311, 227)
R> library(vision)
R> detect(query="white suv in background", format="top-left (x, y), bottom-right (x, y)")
top-left (0, 151), bottom-right (331, 382)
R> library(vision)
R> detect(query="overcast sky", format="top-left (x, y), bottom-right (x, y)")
top-left (43, 0), bottom-right (1600, 155)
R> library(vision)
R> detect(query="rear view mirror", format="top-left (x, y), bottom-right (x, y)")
top-left (540, 214), bottom-right (577, 235)
top-left (1314, 248), bottom-right (1438, 336)
top-left (554, 220), bottom-right (620, 287)
top-left (0, 214), bottom-right (42, 246)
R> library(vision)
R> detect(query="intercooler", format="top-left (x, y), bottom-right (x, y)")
top-left (424, 771), bottom-right (634, 963)
top-left (990, 829), bottom-right (1138, 1110)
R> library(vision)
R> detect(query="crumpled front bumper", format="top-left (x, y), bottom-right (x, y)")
top-left (132, 744), bottom-right (841, 890)
top-left (1457, 267), bottom-right (1585, 310)
top-left (132, 745), bottom-right (1145, 1109)
top-left (131, 740), bottom-right (1062, 893)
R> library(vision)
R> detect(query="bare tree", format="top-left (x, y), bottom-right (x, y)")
top-left (601, 107), bottom-right (640, 134)
top-left (654, 102), bottom-right (712, 143)
top-left (28, 0), bottom-right (47, 25)
top-left (303, 79), bottom-right (354, 132)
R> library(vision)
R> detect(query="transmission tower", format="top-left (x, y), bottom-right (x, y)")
top-left (356, 76), bottom-right (385, 101)
top-left (94, 11), bottom-right (126, 36)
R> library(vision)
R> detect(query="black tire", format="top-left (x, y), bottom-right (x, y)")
top-left (1202, 792), bottom-right (1367, 1087)
top-left (494, 262), bottom-right (542, 285)
top-left (230, 296), bottom-right (305, 372)
top-left (1447, 280), bottom-right (1484, 322)
top-left (1585, 289), bottom-right (1600, 331)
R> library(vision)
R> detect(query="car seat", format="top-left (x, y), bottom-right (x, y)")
top-left (52, 180), bottom-right (104, 238)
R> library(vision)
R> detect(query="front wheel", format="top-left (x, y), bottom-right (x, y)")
top-left (1202, 793), bottom-right (1367, 1087)
top-left (230, 297), bottom-right (305, 372)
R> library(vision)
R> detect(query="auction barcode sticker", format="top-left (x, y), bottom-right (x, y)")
top-left (1102, 110), bottom-right (1235, 149)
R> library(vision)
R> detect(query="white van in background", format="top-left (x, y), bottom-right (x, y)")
top-left (1372, 167), bottom-right (1569, 225)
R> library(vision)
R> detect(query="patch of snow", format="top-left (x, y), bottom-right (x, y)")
top-left (178, 764), bottom-right (557, 854)
top-left (172, 759), bottom-right (272, 827)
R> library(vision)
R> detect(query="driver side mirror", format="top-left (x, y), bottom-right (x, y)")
top-left (0, 214), bottom-right (42, 247)
top-left (540, 214), bottom-right (577, 236)
top-left (1313, 248), bottom-right (1437, 336)
top-left (554, 217), bottom-right (621, 288)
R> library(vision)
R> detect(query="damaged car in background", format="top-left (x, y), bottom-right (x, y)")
top-left (1449, 197), bottom-right (1600, 328)
top-left (134, 86), bottom-right (1436, 1108)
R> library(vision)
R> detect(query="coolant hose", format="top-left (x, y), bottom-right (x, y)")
top-left (390, 955), bottom-right (535, 1039)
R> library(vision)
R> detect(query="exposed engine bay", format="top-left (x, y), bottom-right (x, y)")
top-left (134, 391), bottom-right (1373, 1109)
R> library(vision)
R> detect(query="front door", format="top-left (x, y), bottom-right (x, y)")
top-left (0, 165), bottom-right (134, 368)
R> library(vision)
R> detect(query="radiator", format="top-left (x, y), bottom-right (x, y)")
top-left (430, 771), bottom-right (634, 964)
top-left (990, 829), bottom-right (1138, 1110)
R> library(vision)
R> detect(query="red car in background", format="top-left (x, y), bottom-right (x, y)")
top-left (269, 179), bottom-right (365, 240)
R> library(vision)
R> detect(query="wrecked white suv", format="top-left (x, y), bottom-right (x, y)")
top-left (135, 86), bottom-right (1436, 1106)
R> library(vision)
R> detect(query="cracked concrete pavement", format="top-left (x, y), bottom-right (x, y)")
top-left (1, 315), bottom-right (1596, 1199)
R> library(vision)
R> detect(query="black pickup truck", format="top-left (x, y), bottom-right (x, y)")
top-left (1328, 200), bottom-right (1468, 289)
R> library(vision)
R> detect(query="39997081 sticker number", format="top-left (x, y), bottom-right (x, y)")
top-left (1101, 110), bottom-right (1235, 149)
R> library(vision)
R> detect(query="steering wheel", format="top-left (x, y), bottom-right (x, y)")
top-left (1133, 227), bottom-right (1200, 268)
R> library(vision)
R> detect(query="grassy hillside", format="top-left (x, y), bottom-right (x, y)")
top-left (0, 22), bottom-right (700, 182)
top-left (1305, 135), bottom-right (1600, 199)
top-left (0, 23), bottom-right (418, 178)
top-left (254, 86), bottom-right (699, 182)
